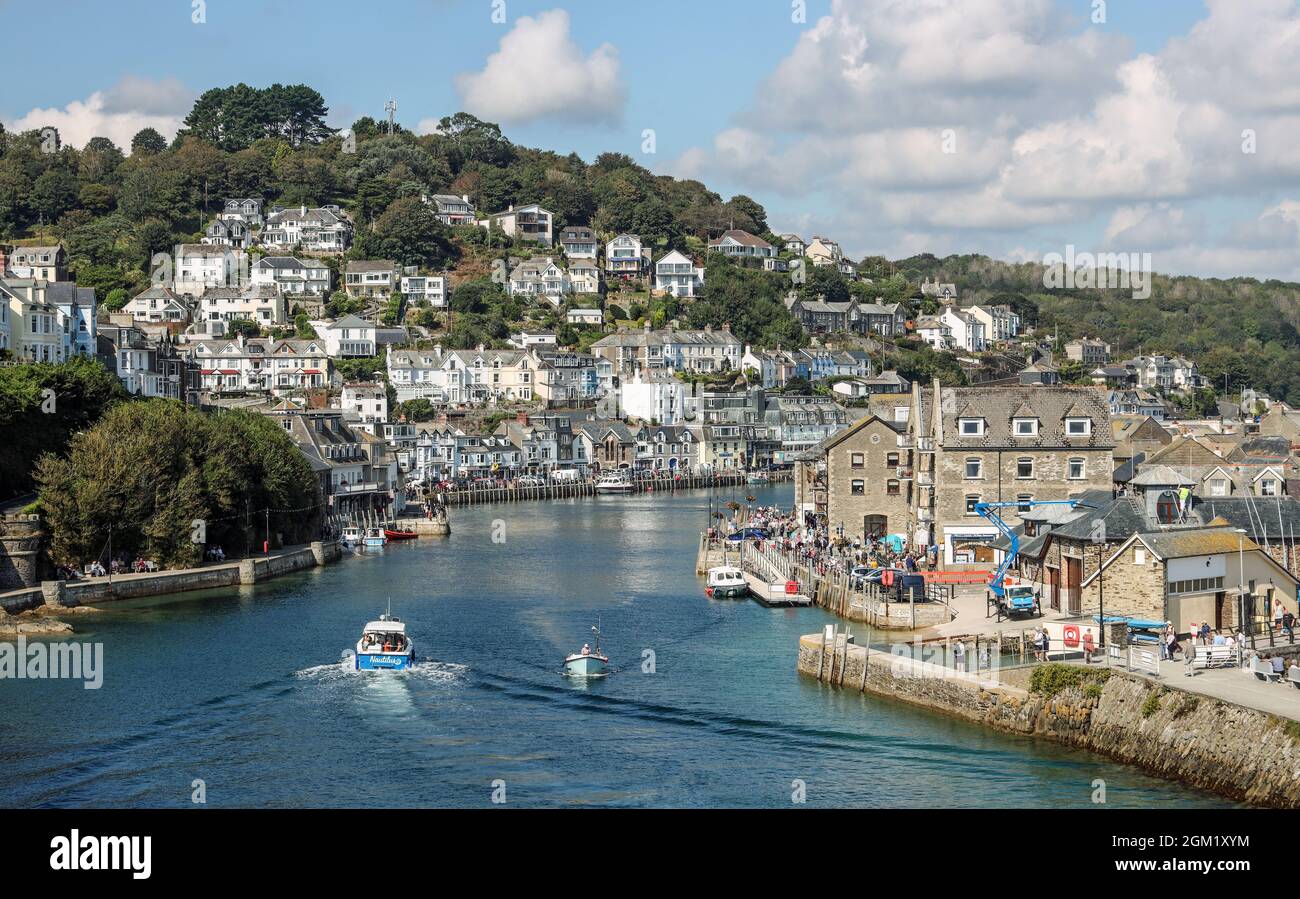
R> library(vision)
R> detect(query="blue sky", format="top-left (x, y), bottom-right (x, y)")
top-left (6, 0), bottom-right (1300, 281)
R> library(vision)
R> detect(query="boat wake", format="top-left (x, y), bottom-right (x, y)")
top-left (294, 652), bottom-right (468, 684)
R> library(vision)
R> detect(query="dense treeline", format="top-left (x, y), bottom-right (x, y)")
top-left (0, 357), bottom-right (128, 501)
top-left (35, 401), bottom-right (322, 568)
top-left (897, 253), bottom-right (1300, 404)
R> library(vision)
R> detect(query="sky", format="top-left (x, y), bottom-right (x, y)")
top-left (4, 0), bottom-right (1300, 281)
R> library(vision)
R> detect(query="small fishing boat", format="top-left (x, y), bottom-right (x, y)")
top-left (706, 564), bottom-right (749, 599)
top-left (383, 525), bottom-right (419, 541)
top-left (563, 624), bottom-right (610, 678)
top-left (362, 527), bottom-right (387, 548)
top-left (340, 526), bottom-right (363, 548)
top-left (746, 471), bottom-right (770, 485)
top-left (594, 472), bottom-right (635, 494)
top-left (354, 609), bottom-right (415, 670)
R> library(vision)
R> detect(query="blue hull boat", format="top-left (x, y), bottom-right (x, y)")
top-left (355, 612), bottom-right (413, 671)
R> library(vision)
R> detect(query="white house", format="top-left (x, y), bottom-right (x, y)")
top-left (558, 226), bottom-right (599, 259)
top-left (124, 286), bottom-right (192, 324)
top-left (174, 244), bottom-right (245, 295)
top-left (340, 382), bottom-right (389, 431)
top-left (654, 250), bottom-right (704, 298)
top-left (620, 368), bottom-right (691, 426)
top-left (915, 315), bottom-right (954, 350)
top-left (387, 345), bottom-right (450, 402)
top-left (425, 193), bottom-right (476, 226)
top-left (189, 335), bottom-right (330, 394)
top-left (262, 205), bottom-right (353, 253)
top-left (605, 234), bottom-right (647, 278)
top-left (568, 258), bottom-right (601, 295)
top-left (251, 256), bottom-right (331, 296)
top-left (345, 260), bottom-right (399, 299)
top-left (508, 257), bottom-right (570, 302)
top-left (567, 308), bottom-right (604, 327)
top-left (198, 284), bottom-right (286, 327)
top-left (939, 306), bottom-right (986, 352)
top-left (708, 229), bottom-right (776, 258)
top-left (966, 304), bottom-right (1020, 343)
top-left (478, 203), bottom-right (554, 246)
top-left (400, 273), bottom-right (448, 307)
top-left (316, 313), bottom-right (376, 357)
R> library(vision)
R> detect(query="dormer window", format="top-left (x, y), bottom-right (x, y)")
top-left (1065, 418), bottom-right (1091, 436)
top-left (1013, 418), bottom-right (1038, 437)
top-left (959, 418), bottom-right (984, 437)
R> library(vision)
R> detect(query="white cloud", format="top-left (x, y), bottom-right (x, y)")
top-left (452, 9), bottom-right (626, 126)
top-left (5, 76), bottom-right (192, 150)
top-left (674, 0), bottom-right (1300, 278)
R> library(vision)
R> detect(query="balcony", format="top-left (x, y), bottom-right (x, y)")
top-left (895, 466), bottom-right (913, 480)
top-left (916, 471), bottom-right (933, 487)
top-left (896, 434), bottom-right (912, 448)
top-left (916, 437), bottom-right (935, 452)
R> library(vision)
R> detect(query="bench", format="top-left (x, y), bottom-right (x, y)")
top-left (1251, 658), bottom-right (1282, 682)
top-left (1290, 667), bottom-right (1300, 689)
top-left (1191, 646), bottom-right (1237, 670)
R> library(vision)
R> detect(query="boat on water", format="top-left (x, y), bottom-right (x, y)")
top-left (340, 526), bottom-right (363, 548)
top-left (362, 527), bottom-right (387, 548)
top-left (746, 471), bottom-right (770, 485)
top-left (594, 472), bottom-right (635, 494)
top-left (706, 564), bottom-right (749, 598)
top-left (563, 624), bottom-right (610, 678)
top-left (383, 525), bottom-right (419, 541)
top-left (354, 610), bottom-right (415, 670)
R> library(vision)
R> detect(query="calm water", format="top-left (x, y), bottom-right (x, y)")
top-left (0, 484), bottom-right (1227, 808)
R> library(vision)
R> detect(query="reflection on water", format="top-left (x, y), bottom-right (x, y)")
top-left (0, 485), bottom-right (1231, 808)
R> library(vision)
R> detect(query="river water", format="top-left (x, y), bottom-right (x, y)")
top-left (0, 484), bottom-right (1227, 808)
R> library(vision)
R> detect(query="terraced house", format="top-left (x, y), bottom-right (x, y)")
top-left (262, 205), bottom-right (353, 253)
top-left (189, 334), bottom-right (331, 395)
top-left (590, 323), bottom-right (741, 374)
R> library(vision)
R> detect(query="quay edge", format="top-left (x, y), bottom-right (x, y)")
top-left (797, 633), bottom-right (1300, 809)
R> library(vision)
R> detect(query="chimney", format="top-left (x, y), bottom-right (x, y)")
top-left (643, 321), bottom-right (652, 333)
top-left (462, 194), bottom-right (469, 204)
top-left (436, 411), bottom-right (448, 427)
top-left (0, 246), bottom-right (7, 276)
top-left (477, 343), bottom-right (486, 352)
top-left (516, 411), bottom-right (530, 426)
top-left (300, 204), bottom-right (307, 216)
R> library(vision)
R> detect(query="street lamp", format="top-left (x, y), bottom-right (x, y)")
top-left (1236, 528), bottom-right (1248, 647)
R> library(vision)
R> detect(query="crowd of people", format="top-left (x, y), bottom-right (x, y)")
top-left (711, 504), bottom-right (931, 580)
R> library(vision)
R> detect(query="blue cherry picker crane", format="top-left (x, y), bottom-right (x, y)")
top-left (974, 498), bottom-right (1083, 620)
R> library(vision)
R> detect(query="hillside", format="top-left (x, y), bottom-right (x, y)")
top-left (3, 83), bottom-right (1300, 401)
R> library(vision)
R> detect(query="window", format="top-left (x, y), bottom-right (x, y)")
top-left (959, 418), bottom-right (984, 436)
top-left (1260, 479), bottom-right (1278, 496)
top-left (1134, 548), bottom-right (1146, 565)
top-left (851, 480), bottom-right (864, 495)
top-left (1013, 418), bottom-right (1038, 436)
top-left (965, 495), bottom-right (981, 515)
top-left (1169, 576), bottom-right (1225, 595)
top-left (850, 452), bottom-right (864, 468)
top-left (886, 452), bottom-right (899, 468)
top-left (1068, 458), bottom-right (1086, 480)
top-left (1016, 457), bottom-right (1034, 479)
top-left (886, 480), bottom-right (900, 496)
top-left (1065, 418), bottom-right (1091, 436)
top-left (1017, 494), bottom-right (1033, 513)
top-left (965, 457), bottom-right (983, 479)
top-left (1210, 478), bottom-right (1227, 496)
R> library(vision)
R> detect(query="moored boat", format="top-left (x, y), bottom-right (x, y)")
top-left (706, 564), bottom-right (749, 598)
top-left (383, 526), bottom-right (419, 540)
top-left (746, 471), bottom-right (770, 485)
top-left (355, 611), bottom-right (415, 671)
top-left (563, 623), bottom-right (610, 678)
top-left (594, 472), bottom-right (635, 494)
top-left (340, 526), bottom-right (363, 548)
top-left (362, 527), bottom-right (387, 547)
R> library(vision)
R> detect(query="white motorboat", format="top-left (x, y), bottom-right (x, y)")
top-left (594, 472), bottom-right (635, 494)
top-left (706, 564), bottom-right (749, 599)
top-left (354, 610), bottom-right (415, 671)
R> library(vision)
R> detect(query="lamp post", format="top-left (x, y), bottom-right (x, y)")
top-left (1237, 528), bottom-right (1248, 651)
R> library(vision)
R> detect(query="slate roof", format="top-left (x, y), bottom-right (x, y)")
top-left (942, 386), bottom-right (1113, 448)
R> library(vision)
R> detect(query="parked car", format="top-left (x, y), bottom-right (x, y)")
top-left (549, 468), bottom-right (580, 482)
top-left (516, 475), bottom-right (546, 487)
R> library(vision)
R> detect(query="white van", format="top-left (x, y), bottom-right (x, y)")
top-left (550, 468), bottom-right (580, 483)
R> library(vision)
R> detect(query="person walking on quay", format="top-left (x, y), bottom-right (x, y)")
top-left (1200, 622), bottom-right (1212, 646)
top-left (953, 639), bottom-right (966, 673)
top-left (1283, 608), bottom-right (1295, 642)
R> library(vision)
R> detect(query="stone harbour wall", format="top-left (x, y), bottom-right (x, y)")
top-left (0, 541), bottom-right (341, 615)
top-left (797, 634), bottom-right (1300, 808)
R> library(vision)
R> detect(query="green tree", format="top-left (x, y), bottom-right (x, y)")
top-left (130, 128), bottom-right (167, 156)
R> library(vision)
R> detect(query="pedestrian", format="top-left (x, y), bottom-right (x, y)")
top-left (1283, 608), bottom-right (1295, 642)
top-left (1200, 622), bottom-right (1211, 646)
top-left (953, 639), bottom-right (966, 673)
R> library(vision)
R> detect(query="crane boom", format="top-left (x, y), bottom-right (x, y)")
top-left (974, 499), bottom-right (1082, 599)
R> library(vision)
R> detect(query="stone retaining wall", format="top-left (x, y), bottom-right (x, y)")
top-left (797, 634), bottom-right (1300, 808)
top-left (0, 541), bottom-right (340, 614)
